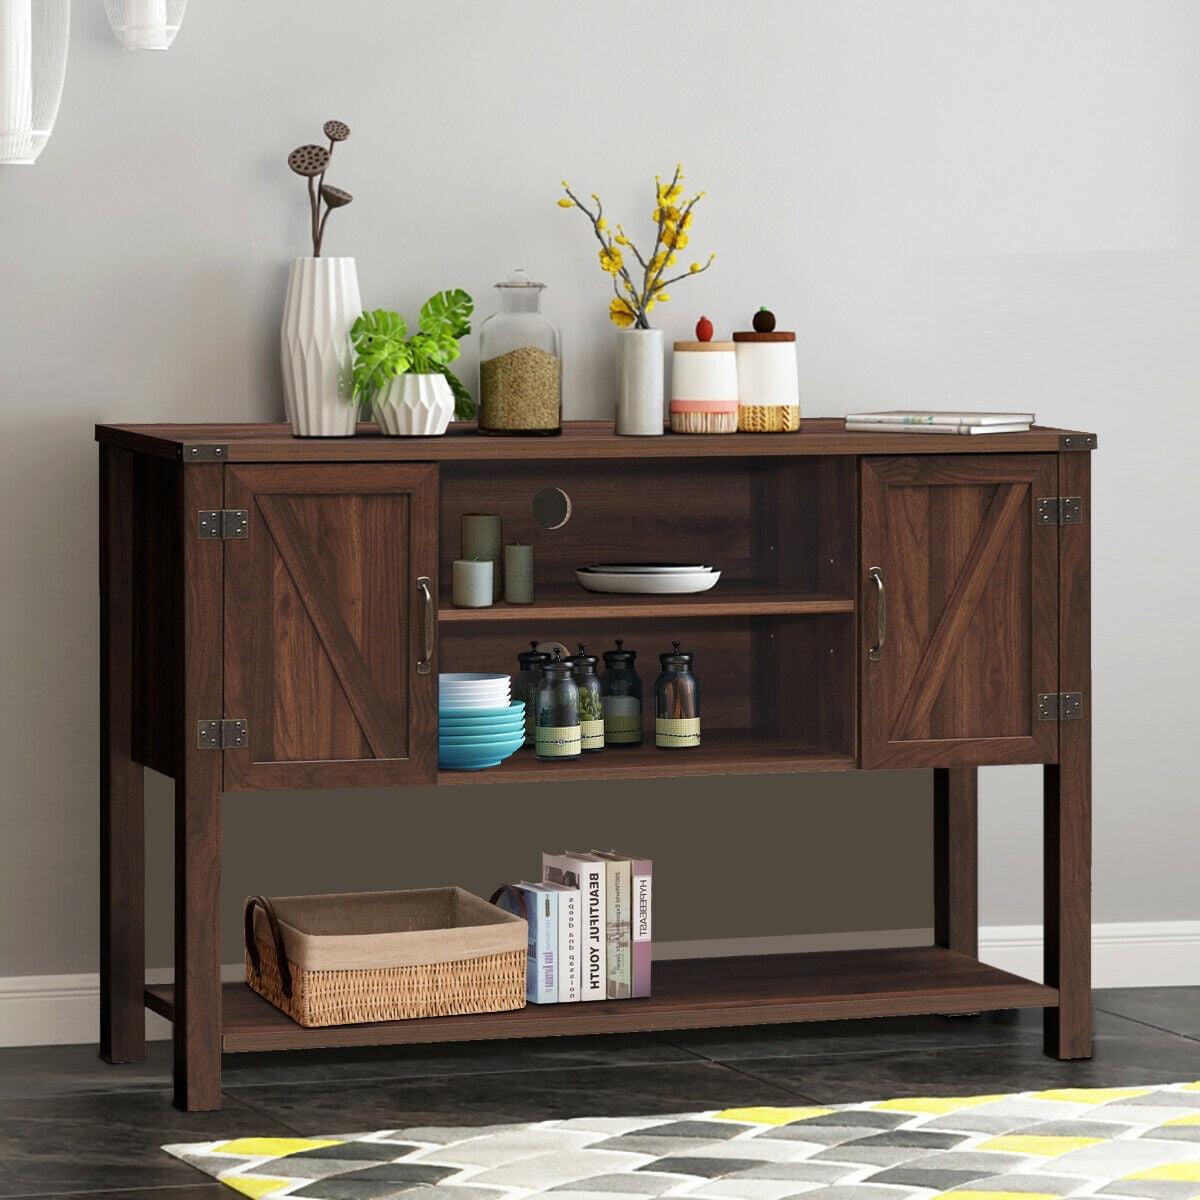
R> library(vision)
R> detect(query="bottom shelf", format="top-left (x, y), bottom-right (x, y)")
top-left (145, 946), bottom-right (1057, 1054)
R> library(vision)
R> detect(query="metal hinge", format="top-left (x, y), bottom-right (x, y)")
top-left (197, 718), bottom-right (248, 749)
top-left (181, 443), bottom-right (229, 463)
top-left (1059, 433), bottom-right (1097, 451)
top-left (197, 509), bottom-right (249, 539)
top-left (1036, 496), bottom-right (1083, 526)
top-left (1038, 692), bottom-right (1083, 721)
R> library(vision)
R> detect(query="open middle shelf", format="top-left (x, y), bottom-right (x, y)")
top-left (439, 585), bottom-right (855, 623)
top-left (145, 946), bottom-right (1057, 1054)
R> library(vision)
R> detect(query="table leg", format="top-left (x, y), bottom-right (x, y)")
top-left (100, 445), bottom-right (146, 1064)
top-left (1044, 447), bottom-right (1092, 1060)
top-left (933, 767), bottom-right (978, 957)
top-left (173, 463), bottom-right (224, 1110)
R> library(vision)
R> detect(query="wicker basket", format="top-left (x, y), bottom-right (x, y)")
top-left (244, 887), bottom-right (527, 1027)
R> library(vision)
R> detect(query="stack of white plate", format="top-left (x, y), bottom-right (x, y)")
top-left (575, 564), bottom-right (721, 595)
top-left (439, 673), bottom-right (511, 709)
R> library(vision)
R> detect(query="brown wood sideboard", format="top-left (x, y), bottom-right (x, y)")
top-left (95, 419), bottom-right (1096, 1111)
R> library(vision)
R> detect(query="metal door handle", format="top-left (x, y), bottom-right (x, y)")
top-left (416, 576), bottom-right (434, 675)
top-left (867, 566), bottom-right (885, 662)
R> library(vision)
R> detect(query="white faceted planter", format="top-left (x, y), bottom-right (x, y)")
top-left (105, 0), bottom-right (188, 49)
top-left (0, 0), bottom-right (69, 165)
top-left (374, 374), bottom-right (455, 437)
top-left (280, 256), bottom-right (361, 438)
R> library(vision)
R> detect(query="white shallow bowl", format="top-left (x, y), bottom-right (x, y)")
top-left (437, 693), bottom-right (511, 709)
top-left (440, 673), bottom-right (511, 684)
top-left (575, 568), bottom-right (721, 595)
top-left (440, 682), bottom-right (511, 695)
top-left (586, 563), bottom-right (712, 575)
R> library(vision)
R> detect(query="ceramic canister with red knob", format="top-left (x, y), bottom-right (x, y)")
top-left (734, 309), bottom-right (800, 432)
top-left (669, 316), bottom-right (738, 434)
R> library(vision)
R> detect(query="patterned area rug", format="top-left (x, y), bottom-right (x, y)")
top-left (165, 1082), bottom-right (1200, 1199)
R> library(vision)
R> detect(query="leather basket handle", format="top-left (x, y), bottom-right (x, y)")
top-left (489, 884), bottom-right (529, 922)
top-left (244, 895), bottom-right (293, 999)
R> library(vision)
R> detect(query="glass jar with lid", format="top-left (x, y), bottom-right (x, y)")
top-left (655, 641), bottom-right (700, 750)
top-left (478, 268), bottom-right (562, 436)
top-left (601, 639), bottom-right (643, 747)
top-left (535, 660), bottom-right (580, 760)
top-left (514, 641), bottom-right (551, 746)
top-left (569, 644), bottom-right (604, 752)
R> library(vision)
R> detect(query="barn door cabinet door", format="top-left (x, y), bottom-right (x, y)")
top-left (860, 454), bottom-right (1058, 769)
top-left (223, 463), bottom-right (438, 790)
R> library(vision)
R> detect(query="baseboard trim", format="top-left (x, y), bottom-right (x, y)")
top-left (3, 921), bottom-right (1197, 1048)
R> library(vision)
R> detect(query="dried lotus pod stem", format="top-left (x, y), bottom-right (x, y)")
top-left (287, 121), bottom-right (352, 257)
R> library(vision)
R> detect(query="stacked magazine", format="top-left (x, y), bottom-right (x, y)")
top-left (845, 410), bottom-right (1034, 435)
top-left (495, 851), bottom-right (652, 1004)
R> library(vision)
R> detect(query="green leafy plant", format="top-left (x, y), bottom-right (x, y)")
top-left (350, 289), bottom-right (475, 418)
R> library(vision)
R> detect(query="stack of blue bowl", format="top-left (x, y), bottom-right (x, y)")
top-left (438, 674), bottom-right (526, 771)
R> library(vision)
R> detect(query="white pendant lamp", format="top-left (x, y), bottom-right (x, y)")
top-left (0, 0), bottom-right (69, 165)
top-left (105, 0), bottom-right (188, 50)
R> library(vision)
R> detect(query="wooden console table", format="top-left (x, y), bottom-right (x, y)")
top-left (95, 419), bottom-right (1096, 1111)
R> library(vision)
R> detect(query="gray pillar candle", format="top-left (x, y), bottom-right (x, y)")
top-left (452, 559), bottom-right (493, 608)
top-left (504, 542), bottom-right (534, 604)
top-left (461, 513), bottom-right (503, 600)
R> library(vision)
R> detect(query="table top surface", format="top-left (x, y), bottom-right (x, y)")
top-left (95, 418), bottom-right (1098, 462)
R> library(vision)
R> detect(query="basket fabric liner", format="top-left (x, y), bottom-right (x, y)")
top-left (252, 887), bottom-right (525, 971)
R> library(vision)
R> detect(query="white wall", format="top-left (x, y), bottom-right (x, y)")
top-left (1, 0), bottom-right (1197, 981)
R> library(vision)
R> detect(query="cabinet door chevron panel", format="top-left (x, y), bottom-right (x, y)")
top-left (860, 454), bottom-right (1058, 769)
top-left (223, 463), bottom-right (438, 790)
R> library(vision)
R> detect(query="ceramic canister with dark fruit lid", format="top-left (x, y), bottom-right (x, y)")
top-left (670, 315), bottom-right (738, 434)
top-left (733, 307), bottom-right (800, 433)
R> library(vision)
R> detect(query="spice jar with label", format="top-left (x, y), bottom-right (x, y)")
top-left (535, 660), bottom-right (581, 760)
top-left (655, 641), bottom-right (700, 749)
top-left (570, 644), bottom-right (604, 752)
top-left (478, 269), bottom-right (562, 436)
top-left (601, 639), bottom-right (643, 747)
top-left (515, 641), bottom-right (551, 746)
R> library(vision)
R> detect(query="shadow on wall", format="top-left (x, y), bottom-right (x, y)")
top-left (142, 766), bottom-right (935, 967)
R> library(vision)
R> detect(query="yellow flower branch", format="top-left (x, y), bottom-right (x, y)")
top-left (560, 164), bottom-right (715, 329)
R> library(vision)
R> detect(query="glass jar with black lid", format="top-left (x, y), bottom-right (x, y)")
top-left (514, 641), bottom-right (551, 746)
top-left (655, 641), bottom-right (700, 749)
top-left (535, 660), bottom-right (580, 760)
top-left (601, 638), bottom-right (643, 747)
top-left (570, 643), bottom-right (604, 752)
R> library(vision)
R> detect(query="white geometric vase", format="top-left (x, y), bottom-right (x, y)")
top-left (373, 374), bottom-right (455, 437)
top-left (280, 256), bottom-right (361, 438)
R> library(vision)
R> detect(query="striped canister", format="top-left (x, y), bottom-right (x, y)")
top-left (669, 316), bottom-right (738, 434)
top-left (733, 310), bottom-right (800, 433)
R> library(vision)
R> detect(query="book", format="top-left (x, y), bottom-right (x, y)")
top-left (604, 850), bottom-right (652, 997)
top-left (496, 882), bottom-right (557, 1004)
top-left (845, 420), bottom-right (1030, 435)
top-left (847, 410), bottom-right (1035, 426)
top-left (587, 850), bottom-right (632, 999)
top-left (538, 880), bottom-right (580, 1003)
top-left (542, 851), bottom-right (606, 1001)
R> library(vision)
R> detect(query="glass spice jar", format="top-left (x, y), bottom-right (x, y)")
top-left (478, 268), bottom-right (562, 436)
top-left (570, 643), bottom-right (604, 752)
top-left (655, 641), bottom-right (700, 749)
top-left (514, 641), bottom-right (551, 747)
top-left (601, 638), bottom-right (643, 747)
top-left (535, 660), bottom-right (580, 761)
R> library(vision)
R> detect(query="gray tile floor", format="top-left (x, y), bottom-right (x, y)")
top-left (0, 987), bottom-right (1195, 1199)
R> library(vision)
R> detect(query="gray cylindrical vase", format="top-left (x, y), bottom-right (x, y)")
top-left (615, 328), bottom-right (665, 436)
